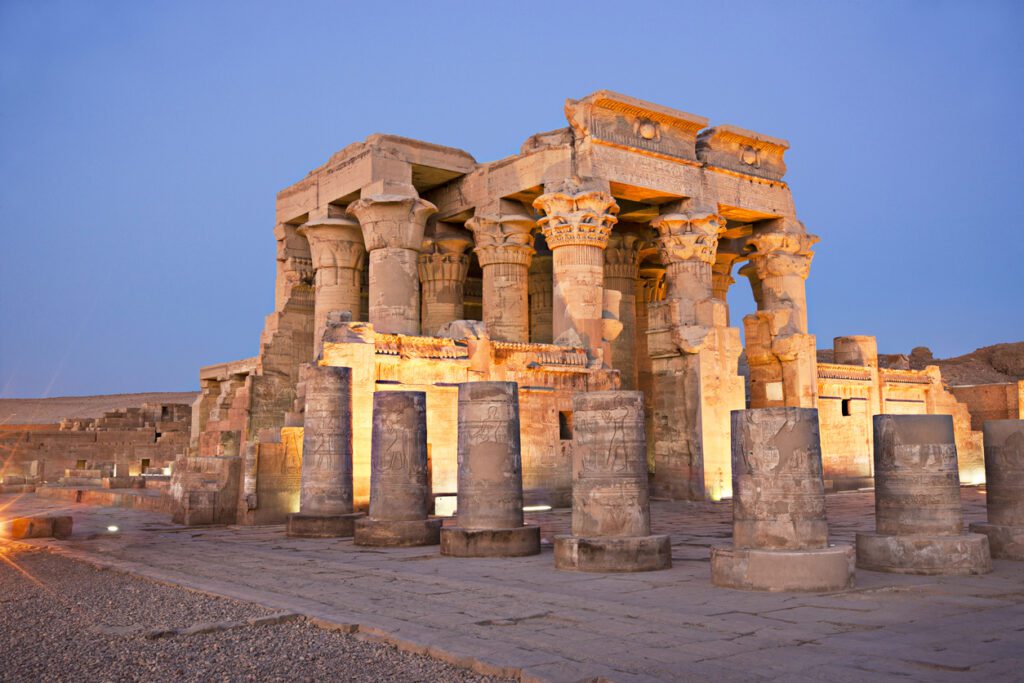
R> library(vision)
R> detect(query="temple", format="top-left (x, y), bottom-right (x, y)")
top-left (180, 90), bottom-right (991, 525)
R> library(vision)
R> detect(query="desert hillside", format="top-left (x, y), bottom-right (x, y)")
top-left (818, 342), bottom-right (1024, 386)
top-left (0, 392), bottom-right (198, 425)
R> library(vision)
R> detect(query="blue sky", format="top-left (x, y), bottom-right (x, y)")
top-left (1, 0), bottom-right (1021, 397)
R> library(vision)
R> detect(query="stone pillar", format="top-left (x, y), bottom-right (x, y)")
top-left (970, 420), bottom-right (1024, 559)
top-left (347, 195), bottom-right (437, 335)
top-left (465, 213), bottom-right (535, 342)
top-left (441, 382), bottom-right (541, 557)
top-left (604, 233), bottom-right (643, 389)
top-left (856, 415), bottom-right (991, 574)
top-left (553, 391), bottom-right (671, 572)
top-left (297, 218), bottom-right (366, 355)
top-left (534, 186), bottom-right (618, 354)
top-left (738, 262), bottom-right (764, 310)
top-left (636, 265), bottom-right (665, 472)
top-left (417, 232), bottom-right (472, 337)
top-left (286, 365), bottom-right (364, 537)
top-left (647, 207), bottom-right (745, 502)
top-left (528, 252), bottom-right (553, 343)
top-left (711, 408), bottom-right (855, 591)
top-left (711, 256), bottom-right (736, 325)
top-left (743, 225), bottom-right (819, 409)
top-left (354, 391), bottom-right (442, 546)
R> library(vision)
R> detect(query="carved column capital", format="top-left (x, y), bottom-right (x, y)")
top-left (533, 190), bottom-right (619, 250)
top-left (297, 218), bottom-right (367, 272)
top-left (638, 265), bottom-right (667, 303)
top-left (747, 231), bottom-right (819, 281)
top-left (346, 194), bottom-right (437, 251)
top-left (604, 232), bottom-right (645, 280)
top-left (417, 233), bottom-right (473, 283)
top-left (650, 210), bottom-right (725, 266)
top-left (465, 213), bottom-right (536, 267)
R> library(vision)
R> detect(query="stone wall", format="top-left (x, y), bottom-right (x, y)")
top-left (950, 381), bottom-right (1024, 431)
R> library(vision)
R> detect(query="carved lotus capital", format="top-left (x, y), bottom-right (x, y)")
top-left (298, 218), bottom-right (367, 272)
top-left (465, 213), bottom-right (536, 267)
top-left (651, 211), bottom-right (725, 266)
top-left (417, 235), bottom-right (471, 283)
top-left (533, 190), bottom-right (619, 250)
top-left (748, 231), bottom-right (819, 280)
top-left (603, 232), bottom-right (647, 279)
top-left (346, 194), bottom-right (437, 251)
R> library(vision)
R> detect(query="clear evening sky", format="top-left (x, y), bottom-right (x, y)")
top-left (0, 1), bottom-right (1021, 398)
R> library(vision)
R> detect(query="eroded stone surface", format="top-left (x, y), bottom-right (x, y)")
top-left (970, 419), bottom-right (1024, 559)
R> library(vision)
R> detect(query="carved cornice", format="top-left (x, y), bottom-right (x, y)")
top-left (747, 231), bottom-right (819, 280)
top-left (297, 218), bottom-right (366, 272)
top-left (346, 194), bottom-right (437, 251)
top-left (533, 191), bottom-right (619, 250)
top-left (650, 210), bottom-right (725, 266)
top-left (465, 213), bottom-right (536, 268)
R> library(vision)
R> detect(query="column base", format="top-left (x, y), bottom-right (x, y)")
top-left (286, 512), bottom-right (364, 538)
top-left (856, 532), bottom-right (992, 575)
top-left (440, 525), bottom-right (541, 557)
top-left (553, 534), bottom-right (671, 572)
top-left (710, 544), bottom-right (855, 592)
top-left (354, 517), bottom-right (442, 547)
top-left (969, 522), bottom-right (1024, 561)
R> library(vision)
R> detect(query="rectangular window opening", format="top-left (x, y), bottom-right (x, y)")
top-left (559, 411), bottom-right (573, 440)
top-left (841, 399), bottom-right (852, 417)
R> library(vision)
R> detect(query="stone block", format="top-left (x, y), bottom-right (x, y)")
top-left (711, 545), bottom-right (855, 592)
top-left (440, 525), bottom-right (541, 558)
top-left (553, 534), bottom-right (671, 572)
top-left (855, 532), bottom-right (991, 575)
top-left (353, 517), bottom-right (442, 547)
top-left (5, 515), bottom-right (73, 540)
top-left (286, 512), bottom-right (364, 538)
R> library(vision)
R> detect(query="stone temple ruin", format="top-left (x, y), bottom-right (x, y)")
top-left (177, 90), bottom-right (1013, 527)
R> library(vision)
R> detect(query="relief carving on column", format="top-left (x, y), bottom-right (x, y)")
top-left (465, 214), bottom-right (536, 267)
top-left (533, 191), bottom-right (619, 250)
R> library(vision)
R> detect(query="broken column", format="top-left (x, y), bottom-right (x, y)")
top-left (286, 365), bottom-right (363, 537)
top-left (711, 408), bottom-right (855, 591)
top-left (970, 420), bottom-right (1024, 560)
top-left (465, 210), bottom-right (536, 342)
top-left (856, 414), bottom-right (991, 574)
top-left (441, 382), bottom-right (541, 557)
top-left (554, 391), bottom-right (671, 571)
top-left (347, 194), bottom-right (437, 335)
top-left (354, 391), bottom-right (441, 546)
top-left (298, 213), bottom-right (366, 356)
top-left (417, 231), bottom-right (473, 336)
top-left (534, 182), bottom-right (618, 353)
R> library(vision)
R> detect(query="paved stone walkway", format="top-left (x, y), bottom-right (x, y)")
top-left (2, 488), bottom-right (1022, 682)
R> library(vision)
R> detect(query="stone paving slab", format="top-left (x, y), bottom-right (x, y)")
top-left (1, 488), bottom-right (1021, 682)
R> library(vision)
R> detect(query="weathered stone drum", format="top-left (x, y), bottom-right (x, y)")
top-left (711, 408), bottom-right (854, 591)
top-left (970, 420), bottom-right (1024, 560)
top-left (856, 415), bottom-right (991, 574)
top-left (354, 391), bottom-right (442, 546)
top-left (441, 382), bottom-right (541, 557)
top-left (287, 365), bottom-right (364, 537)
top-left (554, 391), bottom-right (671, 572)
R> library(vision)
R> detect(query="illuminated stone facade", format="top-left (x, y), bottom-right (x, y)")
top-left (177, 91), bottom-right (990, 525)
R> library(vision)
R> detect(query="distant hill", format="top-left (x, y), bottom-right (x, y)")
top-left (818, 342), bottom-right (1024, 386)
top-left (0, 392), bottom-right (198, 425)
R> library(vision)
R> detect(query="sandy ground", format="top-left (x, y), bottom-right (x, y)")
top-left (0, 392), bottom-right (198, 425)
top-left (0, 548), bottom-right (512, 682)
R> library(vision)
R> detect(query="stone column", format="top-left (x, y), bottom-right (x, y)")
top-left (744, 225), bottom-right (819, 409)
top-left (970, 420), bottom-right (1024, 559)
top-left (534, 186), bottom-right (618, 354)
top-left (711, 408), bottom-right (855, 591)
top-left (465, 213), bottom-right (535, 342)
top-left (347, 195), bottom-right (437, 335)
top-left (417, 232), bottom-right (473, 337)
top-left (441, 382), bottom-right (541, 557)
top-left (286, 365), bottom-right (364, 537)
top-left (711, 257), bottom-right (736, 325)
top-left (636, 265), bottom-right (665, 472)
top-left (354, 391), bottom-right (442, 546)
top-left (528, 252), bottom-right (553, 343)
top-left (297, 217), bottom-right (366, 355)
top-left (738, 262), bottom-right (764, 310)
top-left (604, 233), bottom-right (643, 389)
top-left (647, 207), bottom-right (745, 502)
top-left (856, 415), bottom-right (991, 574)
top-left (553, 391), bottom-right (671, 572)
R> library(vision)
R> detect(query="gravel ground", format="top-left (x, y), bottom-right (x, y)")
top-left (0, 548), bottom-right (513, 682)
